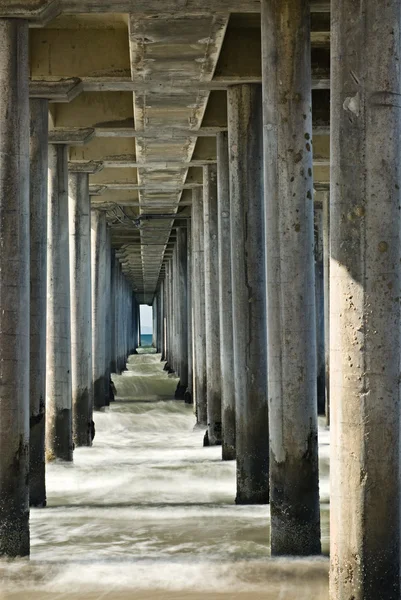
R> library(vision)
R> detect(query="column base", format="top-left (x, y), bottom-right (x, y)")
top-left (174, 382), bottom-right (187, 400)
top-left (46, 407), bottom-right (73, 462)
top-left (184, 389), bottom-right (192, 404)
top-left (222, 444), bottom-right (236, 461)
top-left (203, 425), bottom-right (222, 447)
top-left (29, 411), bottom-right (46, 508)
top-left (235, 491), bottom-right (269, 505)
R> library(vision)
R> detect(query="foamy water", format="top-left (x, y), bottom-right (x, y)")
top-left (0, 353), bottom-right (329, 599)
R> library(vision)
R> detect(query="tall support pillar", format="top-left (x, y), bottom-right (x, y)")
top-left (323, 191), bottom-right (330, 425)
top-left (261, 0), bottom-right (320, 553)
top-left (203, 165), bottom-right (221, 445)
top-left (29, 98), bottom-right (48, 507)
top-left (314, 200), bottom-right (325, 415)
top-left (186, 220), bottom-right (193, 403)
top-left (110, 252), bottom-right (117, 373)
top-left (227, 85), bottom-right (269, 502)
top-left (159, 281), bottom-right (165, 358)
top-left (104, 228), bottom-right (112, 405)
top-left (175, 227), bottom-right (189, 399)
top-left (91, 209), bottom-right (108, 410)
top-left (330, 1), bottom-right (401, 597)
top-left (165, 259), bottom-right (173, 370)
top-left (46, 143), bottom-right (73, 462)
top-left (68, 171), bottom-right (93, 447)
top-left (217, 131), bottom-right (235, 461)
top-left (192, 188), bottom-right (207, 425)
top-left (0, 19), bottom-right (30, 556)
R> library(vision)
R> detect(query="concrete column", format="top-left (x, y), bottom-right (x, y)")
top-left (175, 227), bottom-right (189, 399)
top-left (29, 98), bottom-right (48, 507)
top-left (110, 252), bottom-right (117, 373)
top-left (261, 0), bottom-right (320, 554)
top-left (172, 245), bottom-right (178, 374)
top-left (68, 171), bottom-right (93, 447)
top-left (165, 259), bottom-right (174, 371)
top-left (0, 19), bottom-right (30, 557)
top-left (227, 85), bottom-right (269, 503)
top-left (217, 131), bottom-right (235, 461)
top-left (160, 280), bottom-right (166, 359)
top-left (91, 209), bottom-right (108, 410)
top-left (203, 165), bottom-right (221, 446)
top-left (323, 191), bottom-right (330, 425)
top-left (314, 200), bottom-right (325, 415)
top-left (330, 1), bottom-right (401, 597)
top-left (186, 220), bottom-right (193, 403)
top-left (152, 297), bottom-right (157, 348)
top-left (192, 188), bottom-right (207, 425)
top-left (46, 143), bottom-right (73, 463)
top-left (104, 228), bottom-right (112, 405)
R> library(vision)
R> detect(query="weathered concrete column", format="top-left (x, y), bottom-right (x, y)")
top-left (330, 1), bottom-right (401, 598)
top-left (46, 143), bottom-right (73, 463)
top-left (192, 188), bottom-right (207, 425)
top-left (217, 132), bottom-right (235, 461)
top-left (165, 259), bottom-right (173, 370)
top-left (227, 85), bottom-right (269, 503)
top-left (314, 200), bottom-right (325, 415)
top-left (261, 0), bottom-right (320, 553)
top-left (175, 227), bottom-right (189, 399)
top-left (203, 165), bottom-right (222, 445)
top-left (110, 252), bottom-right (117, 373)
top-left (323, 191), bottom-right (330, 425)
top-left (159, 281), bottom-right (165, 358)
top-left (68, 171), bottom-right (93, 446)
top-left (186, 220), bottom-right (193, 403)
top-left (0, 19), bottom-right (30, 556)
top-left (152, 296), bottom-right (157, 348)
top-left (104, 228), bottom-right (112, 405)
top-left (91, 209), bottom-right (108, 410)
top-left (29, 98), bottom-right (48, 508)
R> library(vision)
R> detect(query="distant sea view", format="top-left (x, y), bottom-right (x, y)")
top-left (140, 333), bottom-right (153, 347)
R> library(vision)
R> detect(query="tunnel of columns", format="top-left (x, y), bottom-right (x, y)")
top-left (0, 1), bottom-right (398, 599)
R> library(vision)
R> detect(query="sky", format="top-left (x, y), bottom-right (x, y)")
top-left (140, 304), bottom-right (153, 332)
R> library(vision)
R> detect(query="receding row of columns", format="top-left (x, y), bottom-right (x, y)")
top-left (0, 21), bottom-right (140, 555)
top-left (151, 1), bottom-right (401, 597)
top-left (0, 1), bottom-right (400, 596)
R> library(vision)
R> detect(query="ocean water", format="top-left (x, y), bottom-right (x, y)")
top-left (0, 353), bottom-right (329, 599)
top-left (140, 333), bottom-right (153, 347)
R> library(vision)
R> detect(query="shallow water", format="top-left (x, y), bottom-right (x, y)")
top-left (0, 353), bottom-right (329, 599)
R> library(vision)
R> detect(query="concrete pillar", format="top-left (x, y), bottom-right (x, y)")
top-left (91, 209), bottom-right (108, 410)
top-left (323, 191), bottom-right (330, 425)
top-left (314, 200), bottom-right (325, 415)
top-left (0, 19), bottom-right (30, 557)
top-left (165, 259), bottom-right (173, 370)
top-left (175, 227), bottom-right (189, 399)
top-left (186, 220), bottom-right (193, 403)
top-left (227, 85), bottom-right (269, 503)
top-left (104, 228), bottom-right (112, 405)
top-left (46, 143), bottom-right (73, 463)
top-left (29, 98), bottom-right (48, 508)
top-left (192, 188), bottom-right (207, 425)
top-left (203, 165), bottom-right (222, 445)
top-left (68, 171), bottom-right (93, 447)
top-left (330, 1), bottom-right (401, 597)
top-left (160, 280), bottom-right (166, 359)
top-left (110, 252), bottom-right (117, 373)
top-left (217, 131), bottom-right (235, 461)
top-left (261, 0), bottom-right (320, 553)
top-left (153, 297), bottom-right (157, 349)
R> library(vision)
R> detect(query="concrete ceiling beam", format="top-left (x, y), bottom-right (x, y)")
top-left (69, 160), bottom-right (104, 173)
top-left (30, 77), bottom-right (83, 102)
top-left (48, 127), bottom-right (95, 145)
